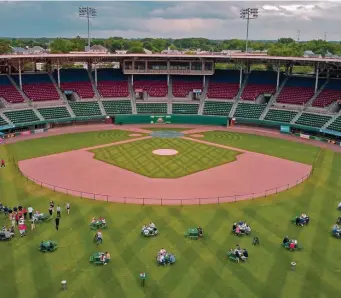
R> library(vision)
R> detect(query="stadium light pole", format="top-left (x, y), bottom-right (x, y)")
top-left (240, 8), bottom-right (259, 53)
top-left (79, 6), bottom-right (97, 51)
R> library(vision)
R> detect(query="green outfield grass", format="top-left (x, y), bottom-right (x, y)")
top-left (90, 138), bottom-right (239, 178)
top-left (0, 129), bottom-right (340, 298)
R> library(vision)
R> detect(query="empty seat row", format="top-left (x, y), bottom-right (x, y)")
top-left (172, 103), bottom-right (199, 114)
top-left (0, 115), bottom-right (8, 126)
top-left (38, 107), bottom-right (71, 120)
top-left (327, 116), bottom-right (341, 132)
top-left (295, 113), bottom-right (331, 128)
top-left (134, 81), bottom-right (168, 97)
top-left (203, 101), bottom-right (233, 116)
top-left (136, 103), bottom-right (167, 114)
top-left (102, 100), bottom-right (132, 115)
top-left (4, 109), bottom-right (39, 124)
top-left (60, 82), bottom-right (95, 99)
top-left (207, 83), bottom-right (239, 99)
top-left (264, 109), bottom-right (298, 123)
top-left (97, 81), bottom-right (129, 98)
top-left (69, 101), bottom-right (102, 117)
top-left (241, 84), bottom-right (276, 101)
top-left (172, 82), bottom-right (202, 97)
top-left (234, 103), bottom-right (266, 119)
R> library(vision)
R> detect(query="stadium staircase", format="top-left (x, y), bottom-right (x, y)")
top-left (65, 102), bottom-right (76, 118)
top-left (0, 111), bottom-right (12, 126)
top-left (260, 76), bottom-right (289, 120)
top-left (48, 73), bottom-right (66, 101)
top-left (167, 77), bottom-right (172, 114)
top-left (33, 108), bottom-right (44, 121)
top-left (97, 100), bottom-right (107, 116)
top-left (6, 75), bottom-right (30, 103)
top-left (304, 79), bottom-right (329, 109)
top-left (322, 109), bottom-right (341, 130)
top-left (229, 74), bottom-right (249, 118)
top-left (198, 78), bottom-right (209, 115)
top-left (88, 70), bottom-right (101, 98)
top-left (128, 78), bottom-right (137, 114)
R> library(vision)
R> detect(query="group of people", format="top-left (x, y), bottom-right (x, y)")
top-left (283, 236), bottom-right (298, 250)
top-left (232, 221), bottom-right (251, 235)
top-left (141, 222), bottom-right (158, 236)
top-left (294, 213), bottom-right (310, 226)
top-left (332, 224), bottom-right (341, 238)
top-left (0, 225), bottom-right (15, 240)
top-left (0, 204), bottom-right (29, 237)
top-left (156, 248), bottom-right (175, 265)
top-left (99, 252), bottom-right (111, 265)
top-left (229, 245), bottom-right (249, 261)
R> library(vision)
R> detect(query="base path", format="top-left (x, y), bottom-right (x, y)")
top-left (18, 132), bottom-right (312, 205)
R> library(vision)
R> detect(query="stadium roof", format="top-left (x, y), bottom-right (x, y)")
top-left (1, 53), bottom-right (341, 66)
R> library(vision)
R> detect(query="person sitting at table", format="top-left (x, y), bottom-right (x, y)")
top-left (333, 224), bottom-right (340, 232)
top-left (235, 226), bottom-right (240, 235)
top-left (245, 225), bottom-right (251, 234)
top-left (235, 250), bottom-right (240, 260)
top-left (149, 222), bottom-right (155, 229)
top-left (336, 217), bottom-right (341, 225)
top-left (160, 248), bottom-right (166, 255)
top-left (295, 216), bottom-right (301, 226)
top-left (338, 202), bottom-right (341, 210)
top-left (243, 249), bottom-right (249, 258)
top-left (105, 252), bottom-right (111, 263)
top-left (232, 223), bottom-right (237, 231)
top-left (197, 226), bottom-right (203, 237)
top-left (283, 236), bottom-right (289, 245)
top-left (91, 218), bottom-right (96, 223)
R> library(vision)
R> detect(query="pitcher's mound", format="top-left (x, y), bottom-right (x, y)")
top-left (152, 149), bottom-right (178, 156)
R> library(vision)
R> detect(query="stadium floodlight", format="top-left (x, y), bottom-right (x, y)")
top-left (79, 6), bottom-right (97, 51)
top-left (240, 8), bottom-right (259, 53)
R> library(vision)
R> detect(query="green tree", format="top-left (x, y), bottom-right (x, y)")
top-left (0, 39), bottom-right (11, 54)
top-left (50, 38), bottom-right (74, 53)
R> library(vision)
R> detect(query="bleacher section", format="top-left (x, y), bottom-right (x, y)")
top-left (12, 73), bottom-right (59, 102)
top-left (95, 69), bottom-right (129, 98)
top-left (241, 71), bottom-right (278, 101)
top-left (327, 116), bottom-right (341, 132)
top-left (0, 75), bottom-right (25, 103)
top-left (102, 100), bottom-right (132, 115)
top-left (264, 109), bottom-right (298, 123)
top-left (134, 76), bottom-right (168, 97)
top-left (234, 103), bottom-right (266, 119)
top-left (277, 76), bottom-right (316, 105)
top-left (172, 103), bottom-right (199, 114)
top-left (295, 112), bottom-right (332, 128)
top-left (203, 101), bottom-right (233, 116)
top-left (37, 107), bottom-right (71, 120)
top-left (207, 70), bottom-right (239, 99)
top-left (4, 109), bottom-right (39, 124)
top-left (136, 103), bottom-right (167, 114)
top-left (172, 76), bottom-right (202, 98)
top-left (55, 69), bottom-right (94, 98)
top-left (69, 101), bottom-right (102, 117)
top-left (312, 79), bottom-right (341, 107)
top-left (0, 115), bottom-right (8, 126)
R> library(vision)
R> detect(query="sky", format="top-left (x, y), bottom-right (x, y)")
top-left (0, 1), bottom-right (340, 41)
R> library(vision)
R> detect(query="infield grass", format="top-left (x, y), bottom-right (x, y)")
top-left (90, 137), bottom-right (240, 178)
top-left (0, 129), bottom-right (340, 298)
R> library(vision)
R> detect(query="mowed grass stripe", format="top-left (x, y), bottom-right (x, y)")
top-left (90, 137), bottom-right (239, 178)
top-left (0, 130), bottom-right (341, 298)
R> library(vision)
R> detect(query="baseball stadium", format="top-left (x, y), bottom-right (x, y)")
top-left (1, 48), bottom-right (341, 298)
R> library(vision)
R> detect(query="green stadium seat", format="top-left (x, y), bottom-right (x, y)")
top-left (295, 113), bottom-right (332, 128)
top-left (69, 101), bottom-right (102, 117)
top-left (136, 103), bottom-right (167, 114)
top-left (38, 106), bottom-right (71, 120)
top-left (264, 109), bottom-right (298, 123)
top-left (234, 103), bottom-right (266, 119)
top-left (0, 115), bottom-right (8, 126)
top-left (203, 101), bottom-right (233, 116)
top-left (327, 116), bottom-right (341, 132)
top-left (102, 100), bottom-right (132, 115)
top-left (4, 109), bottom-right (40, 124)
top-left (172, 103), bottom-right (199, 115)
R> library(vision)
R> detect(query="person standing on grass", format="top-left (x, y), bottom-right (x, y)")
top-left (66, 203), bottom-right (70, 215)
top-left (55, 215), bottom-right (60, 231)
top-left (28, 206), bottom-right (33, 219)
top-left (56, 205), bottom-right (61, 217)
top-left (48, 205), bottom-right (53, 216)
top-left (1, 158), bottom-right (5, 168)
top-left (49, 201), bottom-right (54, 213)
top-left (31, 216), bottom-right (36, 231)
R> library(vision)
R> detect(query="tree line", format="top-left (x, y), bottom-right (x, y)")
top-left (0, 36), bottom-right (341, 57)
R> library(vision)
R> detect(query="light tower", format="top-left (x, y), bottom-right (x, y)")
top-left (79, 6), bottom-right (97, 51)
top-left (240, 8), bottom-right (259, 53)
